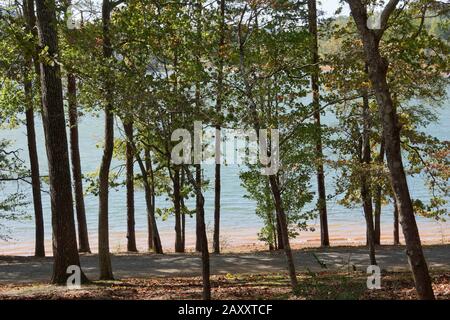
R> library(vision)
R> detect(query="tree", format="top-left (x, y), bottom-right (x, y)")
top-left (360, 82), bottom-right (377, 265)
top-left (183, 165), bottom-right (211, 300)
top-left (124, 120), bottom-right (137, 252)
top-left (346, 0), bottom-right (434, 299)
top-left (23, 0), bottom-right (45, 257)
top-left (63, 9), bottom-right (91, 253)
top-left (97, 0), bottom-right (116, 280)
top-left (34, 0), bottom-right (87, 284)
top-left (307, 0), bottom-right (329, 247)
top-left (373, 139), bottom-right (384, 245)
top-left (213, 0), bottom-right (226, 255)
top-left (67, 73), bottom-right (91, 253)
top-left (231, 1), bottom-right (317, 289)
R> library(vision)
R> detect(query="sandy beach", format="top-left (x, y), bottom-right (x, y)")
top-left (1, 219), bottom-right (448, 256)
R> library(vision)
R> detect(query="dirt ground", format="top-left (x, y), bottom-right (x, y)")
top-left (0, 271), bottom-right (448, 300)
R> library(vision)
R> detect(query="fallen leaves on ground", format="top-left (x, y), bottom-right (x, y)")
top-left (0, 271), bottom-right (448, 300)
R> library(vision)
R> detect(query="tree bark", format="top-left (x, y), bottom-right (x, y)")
top-left (180, 170), bottom-right (186, 250)
top-left (393, 197), bottom-right (400, 245)
top-left (138, 150), bottom-right (163, 253)
top-left (360, 89), bottom-right (377, 265)
top-left (269, 175), bottom-right (298, 288)
top-left (276, 213), bottom-right (284, 250)
top-left (22, 14), bottom-right (45, 258)
top-left (98, 0), bottom-right (114, 280)
top-left (213, 0), bottom-right (225, 255)
top-left (24, 79), bottom-right (45, 258)
top-left (67, 73), bottom-right (91, 253)
top-left (373, 139), bottom-right (385, 245)
top-left (195, 165), bottom-right (202, 252)
top-left (25, 92), bottom-right (46, 258)
top-left (173, 167), bottom-right (183, 252)
top-left (347, 0), bottom-right (434, 299)
top-left (307, 0), bottom-right (329, 247)
top-left (35, 0), bottom-right (86, 284)
top-left (183, 166), bottom-right (211, 300)
top-left (124, 121), bottom-right (137, 252)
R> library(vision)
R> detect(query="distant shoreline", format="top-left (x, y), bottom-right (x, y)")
top-left (1, 219), bottom-right (448, 256)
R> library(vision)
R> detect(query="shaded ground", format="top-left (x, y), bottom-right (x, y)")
top-left (0, 245), bottom-right (449, 284)
top-left (0, 271), bottom-right (448, 300)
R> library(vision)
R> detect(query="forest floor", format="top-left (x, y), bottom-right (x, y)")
top-left (0, 271), bottom-right (448, 300)
top-left (0, 244), bottom-right (449, 299)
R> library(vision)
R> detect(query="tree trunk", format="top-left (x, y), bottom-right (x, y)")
top-left (347, 0), bottom-right (434, 299)
top-left (98, 0), bottom-right (114, 280)
top-left (213, 163), bottom-right (221, 253)
top-left (237, 3), bottom-right (297, 290)
top-left (183, 166), bottom-right (211, 300)
top-left (276, 212), bottom-right (284, 250)
top-left (272, 211), bottom-right (278, 250)
top-left (124, 121), bottom-right (137, 252)
top-left (195, 164), bottom-right (202, 253)
top-left (213, 0), bottom-right (225, 255)
top-left (98, 109), bottom-right (114, 279)
top-left (373, 139), bottom-right (385, 245)
top-left (140, 150), bottom-right (163, 253)
top-left (180, 170), bottom-right (186, 250)
top-left (360, 89), bottom-right (377, 266)
top-left (67, 73), bottom-right (91, 253)
top-left (23, 57), bottom-right (45, 257)
top-left (197, 184), bottom-right (211, 300)
top-left (35, 0), bottom-right (86, 284)
top-left (307, 0), bottom-right (329, 247)
top-left (269, 175), bottom-right (298, 288)
top-left (173, 167), bottom-right (183, 252)
top-left (393, 197), bottom-right (400, 245)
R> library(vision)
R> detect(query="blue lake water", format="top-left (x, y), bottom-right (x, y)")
top-left (0, 94), bottom-right (449, 254)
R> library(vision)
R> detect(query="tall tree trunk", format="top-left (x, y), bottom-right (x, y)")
top-left (266, 179), bottom-right (276, 251)
top-left (213, 163), bottom-right (221, 253)
top-left (276, 213), bottom-right (284, 250)
top-left (180, 170), bottom-right (186, 250)
top-left (213, 0), bottom-right (225, 255)
top-left (195, 165), bottom-right (202, 252)
top-left (173, 167), bottom-right (183, 252)
top-left (23, 51), bottom-right (45, 258)
top-left (272, 212), bottom-right (278, 250)
top-left (194, 0), bottom-right (204, 254)
top-left (238, 9), bottom-right (298, 290)
top-left (183, 166), bottom-right (211, 300)
top-left (35, 0), bottom-right (86, 283)
top-left (139, 150), bottom-right (162, 253)
top-left (393, 197), bottom-right (400, 245)
top-left (98, 109), bottom-right (114, 279)
top-left (307, 0), bottom-right (329, 247)
top-left (197, 182), bottom-right (211, 300)
top-left (98, 0), bottom-right (114, 280)
top-left (269, 175), bottom-right (298, 288)
top-left (68, 73), bottom-right (91, 253)
top-left (360, 89), bottom-right (377, 265)
top-left (237, 3), bottom-right (297, 290)
top-left (348, 0), bottom-right (434, 299)
top-left (124, 121), bottom-right (137, 252)
top-left (373, 139), bottom-right (385, 245)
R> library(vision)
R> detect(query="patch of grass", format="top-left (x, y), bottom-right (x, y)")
top-left (293, 271), bottom-right (366, 300)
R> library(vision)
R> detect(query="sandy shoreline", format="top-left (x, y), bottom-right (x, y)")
top-left (1, 220), bottom-right (449, 256)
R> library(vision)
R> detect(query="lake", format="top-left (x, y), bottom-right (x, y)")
top-left (0, 94), bottom-right (449, 255)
